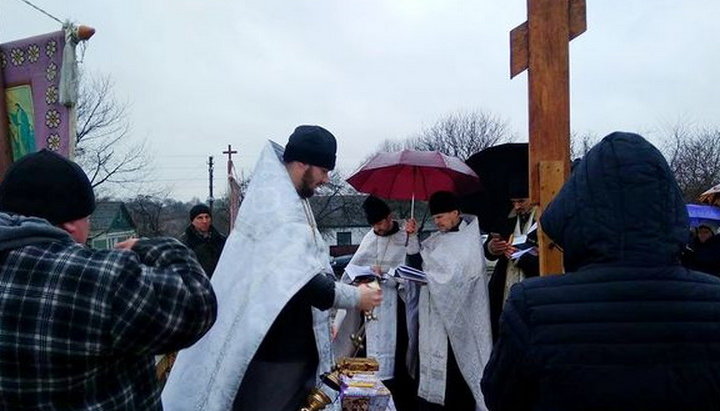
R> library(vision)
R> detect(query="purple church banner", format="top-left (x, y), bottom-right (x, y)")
top-left (1, 30), bottom-right (72, 161)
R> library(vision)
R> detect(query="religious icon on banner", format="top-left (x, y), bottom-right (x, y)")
top-left (0, 25), bottom-right (94, 173)
top-left (5, 84), bottom-right (37, 160)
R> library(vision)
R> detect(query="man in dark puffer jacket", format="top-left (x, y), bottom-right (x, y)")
top-left (481, 132), bottom-right (720, 411)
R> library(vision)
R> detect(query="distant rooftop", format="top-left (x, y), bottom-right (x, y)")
top-left (90, 201), bottom-right (136, 234)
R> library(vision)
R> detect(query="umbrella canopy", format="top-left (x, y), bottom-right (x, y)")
top-left (462, 143), bottom-right (528, 233)
top-left (687, 204), bottom-right (720, 227)
top-left (699, 184), bottom-right (720, 206)
top-left (346, 150), bottom-right (480, 201)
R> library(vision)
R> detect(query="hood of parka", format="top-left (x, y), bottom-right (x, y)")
top-left (540, 132), bottom-right (689, 272)
top-left (0, 212), bottom-right (73, 252)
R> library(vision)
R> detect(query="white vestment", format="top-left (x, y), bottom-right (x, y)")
top-left (334, 224), bottom-right (409, 380)
top-left (162, 141), bottom-right (338, 410)
top-left (416, 215), bottom-right (492, 409)
top-left (503, 207), bottom-right (537, 301)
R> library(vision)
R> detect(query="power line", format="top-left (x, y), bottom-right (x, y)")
top-left (14, 0), bottom-right (63, 24)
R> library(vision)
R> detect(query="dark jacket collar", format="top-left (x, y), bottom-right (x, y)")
top-left (183, 225), bottom-right (224, 247)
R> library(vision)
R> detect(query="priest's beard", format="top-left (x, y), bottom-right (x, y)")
top-left (297, 169), bottom-right (318, 199)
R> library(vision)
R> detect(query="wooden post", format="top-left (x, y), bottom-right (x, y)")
top-left (510, 0), bottom-right (586, 275)
top-left (538, 161), bottom-right (564, 274)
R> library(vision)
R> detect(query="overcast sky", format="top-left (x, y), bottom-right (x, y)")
top-left (2, 0), bottom-right (719, 201)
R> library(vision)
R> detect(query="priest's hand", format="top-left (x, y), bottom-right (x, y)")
top-left (503, 245), bottom-right (518, 259)
top-left (488, 234), bottom-right (510, 257)
top-left (357, 283), bottom-right (383, 311)
top-left (405, 218), bottom-right (418, 235)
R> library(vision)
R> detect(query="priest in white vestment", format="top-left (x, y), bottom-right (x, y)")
top-left (334, 195), bottom-right (417, 409)
top-left (405, 191), bottom-right (493, 411)
top-left (162, 126), bottom-right (382, 411)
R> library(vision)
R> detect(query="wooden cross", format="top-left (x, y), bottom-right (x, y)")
top-left (510, 0), bottom-right (586, 275)
top-left (223, 144), bottom-right (238, 175)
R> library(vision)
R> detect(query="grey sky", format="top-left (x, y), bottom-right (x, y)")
top-left (2, 0), bottom-right (719, 201)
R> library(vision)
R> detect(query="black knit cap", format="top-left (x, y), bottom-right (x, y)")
top-left (429, 191), bottom-right (460, 215)
top-left (0, 149), bottom-right (95, 224)
top-left (282, 125), bottom-right (337, 170)
top-left (363, 195), bottom-right (391, 225)
top-left (190, 204), bottom-right (211, 221)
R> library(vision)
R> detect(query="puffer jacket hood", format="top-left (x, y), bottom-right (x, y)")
top-left (0, 212), bottom-right (73, 252)
top-left (540, 132), bottom-right (688, 271)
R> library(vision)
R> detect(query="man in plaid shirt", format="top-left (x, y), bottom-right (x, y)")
top-left (0, 150), bottom-right (217, 410)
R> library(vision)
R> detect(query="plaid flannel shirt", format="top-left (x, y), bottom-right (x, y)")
top-left (0, 235), bottom-right (217, 410)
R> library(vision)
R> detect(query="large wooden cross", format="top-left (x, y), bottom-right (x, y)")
top-left (510, 0), bottom-right (586, 275)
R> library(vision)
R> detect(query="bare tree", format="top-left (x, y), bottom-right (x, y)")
top-left (662, 123), bottom-right (720, 202)
top-left (74, 74), bottom-right (150, 194)
top-left (376, 138), bottom-right (417, 153)
top-left (313, 170), bottom-right (359, 224)
top-left (414, 110), bottom-right (513, 160)
top-left (126, 194), bottom-right (196, 238)
top-left (364, 110), bottom-right (513, 163)
top-left (125, 194), bottom-right (166, 237)
top-left (570, 131), bottom-right (600, 160)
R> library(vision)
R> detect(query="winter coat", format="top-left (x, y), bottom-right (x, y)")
top-left (481, 132), bottom-right (720, 411)
top-left (483, 214), bottom-right (539, 341)
top-left (681, 234), bottom-right (720, 277)
top-left (0, 213), bottom-right (217, 409)
top-left (180, 225), bottom-right (226, 277)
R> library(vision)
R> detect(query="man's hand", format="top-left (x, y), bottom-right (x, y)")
top-left (405, 218), bottom-right (418, 235)
top-left (357, 282), bottom-right (383, 311)
top-left (503, 245), bottom-right (518, 259)
top-left (488, 235), bottom-right (510, 257)
top-left (115, 237), bottom-right (139, 250)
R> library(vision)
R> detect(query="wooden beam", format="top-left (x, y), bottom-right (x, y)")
top-left (509, 0), bottom-right (586, 275)
top-left (538, 161), bottom-right (565, 274)
top-left (569, 0), bottom-right (587, 40)
top-left (527, 0), bottom-right (571, 204)
top-left (510, 22), bottom-right (528, 79)
top-left (509, 0), bottom-right (586, 78)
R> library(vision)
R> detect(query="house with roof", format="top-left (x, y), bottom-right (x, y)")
top-left (309, 194), bottom-right (367, 256)
top-left (89, 201), bottom-right (137, 249)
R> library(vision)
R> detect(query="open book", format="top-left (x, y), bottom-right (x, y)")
top-left (394, 264), bottom-right (428, 284)
top-left (344, 264), bottom-right (378, 283)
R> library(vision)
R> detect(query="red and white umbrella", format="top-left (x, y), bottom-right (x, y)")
top-left (347, 150), bottom-right (481, 216)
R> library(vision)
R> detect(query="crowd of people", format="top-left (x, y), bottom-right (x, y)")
top-left (1, 128), bottom-right (720, 411)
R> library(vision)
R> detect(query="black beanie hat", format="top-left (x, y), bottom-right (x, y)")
top-left (282, 125), bottom-right (337, 170)
top-left (190, 204), bottom-right (211, 221)
top-left (0, 149), bottom-right (95, 224)
top-left (363, 195), bottom-right (391, 225)
top-left (429, 191), bottom-right (460, 215)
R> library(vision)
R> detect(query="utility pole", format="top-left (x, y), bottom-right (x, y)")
top-left (207, 155), bottom-right (214, 210)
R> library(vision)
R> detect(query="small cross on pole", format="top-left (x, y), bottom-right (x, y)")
top-left (223, 144), bottom-right (238, 175)
top-left (510, 0), bottom-right (586, 275)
